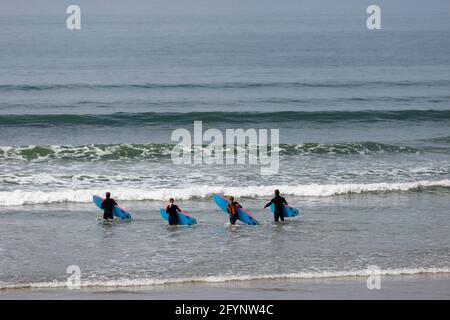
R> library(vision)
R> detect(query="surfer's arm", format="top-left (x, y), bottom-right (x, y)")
top-left (236, 202), bottom-right (242, 208)
top-left (175, 205), bottom-right (181, 212)
top-left (283, 197), bottom-right (288, 205)
top-left (264, 199), bottom-right (274, 208)
top-left (101, 200), bottom-right (105, 209)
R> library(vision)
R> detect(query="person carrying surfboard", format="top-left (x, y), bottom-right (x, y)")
top-left (226, 196), bottom-right (242, 225)
top-left (264, 189), bottom-right (288, 222)
top-left (166, 198), bottom-right (181, 225)
top-left (101, 192), bottom-right (118, 220)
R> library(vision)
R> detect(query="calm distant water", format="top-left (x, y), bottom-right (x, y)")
top-left (0, 13), bottom-right (449, 289)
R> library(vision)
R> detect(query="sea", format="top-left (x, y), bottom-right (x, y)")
top-left (0, 12), bottom-right (449, 291)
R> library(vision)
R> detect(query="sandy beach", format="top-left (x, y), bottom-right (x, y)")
top-left (1, 274), bottom-right (449, 300)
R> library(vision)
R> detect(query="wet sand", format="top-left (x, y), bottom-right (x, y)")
top-left (1, 274), bottom-right (449, 300)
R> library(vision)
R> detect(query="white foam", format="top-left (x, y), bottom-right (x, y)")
top-left (0, 144), bottom-right (173, 161)
top-left (0, 179), bottom-right (449, 206)
top-left (0, 267), bottom-right (448, 290)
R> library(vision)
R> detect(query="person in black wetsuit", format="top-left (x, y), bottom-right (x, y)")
top-left (264, 189), bottom-right (288, 222)
top-left (166, 198), bottom-right (181, 226)
top-left (226, 196), bottom-right (242, 225)
top-left (101, 192), bottom-right (117, 220)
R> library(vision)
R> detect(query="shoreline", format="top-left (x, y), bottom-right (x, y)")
top-left (1, 274), bottom-right (449, 300)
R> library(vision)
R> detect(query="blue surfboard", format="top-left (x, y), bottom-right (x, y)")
top-left (93, 195), bottom-right (132, 220)
top-left (212, 194), bottom-right (259, 225)
top-left (159, 208), bottom-right (197, 226)
top-left (269, 203), bottom-right (300, 217)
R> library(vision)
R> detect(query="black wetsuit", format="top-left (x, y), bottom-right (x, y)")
top-left (227, 201), bottom-right (242, 225)
top-left (101, 198), bottom-right (117, 220)
top-left (264, 195), bottom-right (287, 222)
top-left (166, 204), bottom-right (180, 225)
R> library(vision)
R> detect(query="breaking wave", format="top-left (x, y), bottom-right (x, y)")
top-left (0, 180), bottom-right (449, 206)
top-left (0, 142), bottom-right (422, 161)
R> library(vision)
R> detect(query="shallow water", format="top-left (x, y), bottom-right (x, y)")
top-left (0, 192), bottom-right (449, 288)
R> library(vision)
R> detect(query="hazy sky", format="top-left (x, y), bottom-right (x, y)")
top-left (1, 0), bottom-right (450, 16)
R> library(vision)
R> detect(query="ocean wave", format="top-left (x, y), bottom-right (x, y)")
top-left (0, 110), bottom-right (449, 127)
top-left (0, 180), bottom-right (449, 206)
top-left (0, 142), bottom-right (422, 161)
top-left (0, 144), bottom-right (172, 161)
top-left (1, 79), bottom-right (450, 92)
top-left (0, 267), bottom-right (448, 290)
top-left (425, 136), bottom-right (450, 144)
top-left (281, 142), bottom-right (420, 155)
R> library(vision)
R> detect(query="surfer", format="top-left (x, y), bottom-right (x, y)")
top-left (264, 189), bottom-right (288, 222)
top-left (166, 198), bottom-right (181, 225)
top-left (226, 196), bottom-right (242, 225)
top-left (101, 192), bottom-right (117, 220)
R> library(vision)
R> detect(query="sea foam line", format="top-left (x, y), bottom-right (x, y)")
top-left (0, 180), bottom-right (449, 206)
top-left (0, 267), bottom-right (448, 290)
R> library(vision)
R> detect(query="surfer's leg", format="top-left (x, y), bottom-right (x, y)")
top-left (274, 213), bottom-right (279, 222)
top-left (275, 209), bottom-right (284, 222)
top-left (103, 211), bottom-right (113, 220)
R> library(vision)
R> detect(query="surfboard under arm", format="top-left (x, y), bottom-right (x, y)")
top-left (93, 195), bottom-right (132, 220)
top-left (212, 194), bottom-right (259, 225)
top-left (269, 203), bottom-right (299, 217)
top-left (159, 208), bottom-right (197, 225)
